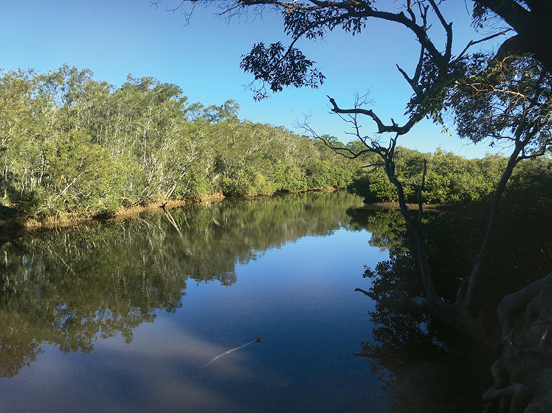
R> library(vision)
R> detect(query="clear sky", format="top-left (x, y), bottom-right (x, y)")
top-left (1, 0), bottom-right (504, 158)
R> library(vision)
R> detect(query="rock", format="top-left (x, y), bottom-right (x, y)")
top-left (484, 273), bottom-right (552, 413)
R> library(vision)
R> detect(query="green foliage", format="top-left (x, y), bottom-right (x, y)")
top-left (40, 130), bottom-right (124, 213)
top-left (446, 55), bottom-right (552, 155)
top-left (0, 65), bottom-right (359, 215)
top-left (349, 169), bottom-right (397, 203)
top-left (240, 42), bottom-right (325, 100)
top-left (183, 167), bottom-right (214, 196)
top-left (305, 159), bottom-right (355, 190)
top-left (348, 147), bottom-right (521, 205)
top-left (270, 161), bottom-right (307, 191)
top-left (306, 160), bottom-right (332, 189)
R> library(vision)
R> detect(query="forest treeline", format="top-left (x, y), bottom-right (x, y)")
top-left (1, 64), bottom-right (551, 217)
top-left (348, 144), bottom-right (552, 205)
top-left (0, 65), bottom-right (357, 216)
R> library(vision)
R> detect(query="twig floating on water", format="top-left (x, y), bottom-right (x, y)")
top-left (205, 336), bottom-right (262, 366)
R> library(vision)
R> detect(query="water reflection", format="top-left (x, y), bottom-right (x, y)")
top-left (1, 192), bottom-right (397, 413)
top-left (346, 204), bottom-right (549, 412)
top-left (0, 192), bottom-right (365, 380)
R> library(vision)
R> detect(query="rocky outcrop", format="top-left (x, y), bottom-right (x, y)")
top-left (483, 273), bottom-right (552, 413)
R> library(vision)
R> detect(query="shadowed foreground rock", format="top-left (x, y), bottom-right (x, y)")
top-left (483, 273), bottom-right (552, 413)
top-left (387, 344), bottom-right (495, 413)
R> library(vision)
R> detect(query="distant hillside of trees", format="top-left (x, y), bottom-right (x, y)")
top-left (0, 65), bottom-right (359, 216)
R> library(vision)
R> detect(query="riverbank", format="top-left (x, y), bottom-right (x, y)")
top-left (0, 194), bottom-right (225, 231)
top-left (360, 201), bottom-right (450, 212)
top-left (0, 188), bottom-right (341, 231)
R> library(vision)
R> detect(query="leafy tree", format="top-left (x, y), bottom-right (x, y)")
top-left (38, 129), bottom-right (124, 213)
top-left (348, 147), bottom-right (510, 205)
top-left (0, 70), bottom-right (36, 199)
top-left (0, 65), bottom-right (360, 215)
top-left (271, 161), bottom-right (308, 192)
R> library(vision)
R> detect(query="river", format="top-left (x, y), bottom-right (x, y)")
top-left (0, 192), bottom-right (394, 413)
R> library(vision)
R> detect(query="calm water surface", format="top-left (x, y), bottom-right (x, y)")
top-left (0, 192), bottom-right (390, 413)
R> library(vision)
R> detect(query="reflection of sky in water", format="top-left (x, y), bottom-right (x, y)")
top-left (1, 229), bottom-right (389, 413)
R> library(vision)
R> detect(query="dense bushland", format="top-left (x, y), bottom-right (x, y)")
top-left (0, 65), bottom-right (358, 216)
top-left (349, 146), bottom-right (552, 205)
top-left (3, 64), bottom-right (549, 219)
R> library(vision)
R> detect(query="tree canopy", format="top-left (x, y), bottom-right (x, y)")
top-left (154, 1), bottom-right (552, 93)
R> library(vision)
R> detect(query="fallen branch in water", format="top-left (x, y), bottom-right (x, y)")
top-left (205, 336), bottom-right (262, 367)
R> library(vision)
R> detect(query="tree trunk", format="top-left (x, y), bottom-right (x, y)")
top-left (386, 157), bottom-right (439, 302)
top-left (461, 134), bottom-right (528, 311)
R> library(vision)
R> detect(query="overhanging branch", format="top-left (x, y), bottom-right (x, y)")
top-left (326, 95), bottom-right (417, 135)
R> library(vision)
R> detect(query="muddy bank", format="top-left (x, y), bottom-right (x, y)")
top-left (0, 194), bottom-right (226, 231)
top-left (0, 188), bottom-right (342, 232)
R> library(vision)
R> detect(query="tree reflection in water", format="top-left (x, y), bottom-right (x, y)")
top-left (0, 191), bottom-right (363, 380)
top-left (347, 209), bottom-right (454, 395)
top-left (348, 201), bottom-right (552, 412)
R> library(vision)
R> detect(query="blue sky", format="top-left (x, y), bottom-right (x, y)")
top-left (1, 0), bottom-right (505, 158)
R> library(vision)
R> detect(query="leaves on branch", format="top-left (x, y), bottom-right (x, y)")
top-left (446, 54), bottom-right (552, 156)
top-left (240, 41), bottom-right (325, 100)
top-left (283, 6), bottom-right (367, 40)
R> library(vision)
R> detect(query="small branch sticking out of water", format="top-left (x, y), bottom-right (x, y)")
top-left (205, 336), bottom-right (262, 367)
